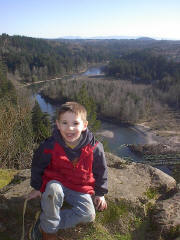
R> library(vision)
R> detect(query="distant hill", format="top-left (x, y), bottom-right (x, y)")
top-left (58, 36), bottom-right (83, 39)
top-left (137, 37), bottom-right (156, 41)
top-left (58, 35), bottom-right (154, 40)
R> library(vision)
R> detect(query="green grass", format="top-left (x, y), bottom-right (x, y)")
top-left (0, 168), bottom-right (18, 189)
top-left (76, 200), bottom-right (145, 240)
top-left (57, 199), bottom-right (147, 240)
top-left (98, 200), bottom-right (128, 225)
top-left (144, 187), bottom-right (159, 200)
top-left (81, 223), bottom-right (132, 240)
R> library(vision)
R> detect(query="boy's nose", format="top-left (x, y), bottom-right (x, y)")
top-left (68, 125), bottom-right (74, 130)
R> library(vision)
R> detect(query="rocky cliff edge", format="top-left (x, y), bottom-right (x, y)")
top-left (0, 152), bottom-right (179, 239)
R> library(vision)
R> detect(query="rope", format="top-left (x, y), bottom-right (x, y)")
top-left (20, 198), bottom-right (28, 240)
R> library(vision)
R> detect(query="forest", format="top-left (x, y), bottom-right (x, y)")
top-left (0, 34), bottom-right (107, 83)
top-left (1, 33), bottom-right (180, 169)
top-left (0, 59), bottom-right (51, 169)
top-left (104, 50), bottom-right (180, 110)
top-left (1, 33), bottom-right (180, 84)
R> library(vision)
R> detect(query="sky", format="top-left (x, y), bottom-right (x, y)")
top-left (0, 0), bottom-right (180, 40)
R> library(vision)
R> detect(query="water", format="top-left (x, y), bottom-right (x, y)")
top-left (34, 93), bottom-right (148, 161)
top-left (97, 122), bottom-right (149, 161)
top-left (32, 67), bottom-right (149, 160)
top-left (30, 67), bottom-right (172, 175)
top-left (36, 94), bottom-right (57, 116)
top-left (82, 67), bottom-right (102, 76)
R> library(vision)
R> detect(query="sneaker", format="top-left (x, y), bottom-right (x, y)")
top-left (29, 211), bottom-right (42, 240)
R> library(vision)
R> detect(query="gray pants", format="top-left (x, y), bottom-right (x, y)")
top-left (40, 180), bottom-right (96, 233)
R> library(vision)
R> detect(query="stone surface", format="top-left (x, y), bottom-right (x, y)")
top-left (153, 191), bottom-right (180, 233)
top-left (0, 152), bottom-right (179, 238)
top-left (106, 153), bottom-right (180, 237)
top-left (106, 152), bottom-right (176, 203)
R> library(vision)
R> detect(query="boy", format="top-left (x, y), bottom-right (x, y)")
top-left (27, 102), bottom-right (108, 240)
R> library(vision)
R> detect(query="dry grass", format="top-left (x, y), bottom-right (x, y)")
top-left (0, 97), bottom-right (33, 169)
top-left (0, 168), bottom-right (18, 189)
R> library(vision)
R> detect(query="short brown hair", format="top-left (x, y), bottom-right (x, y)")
top-left (57, 102), bottom-right (87, 122)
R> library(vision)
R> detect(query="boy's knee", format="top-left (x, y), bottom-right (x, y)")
top-left (87, 211), bottom-right (96, 222)
top-left (45, 180), bottom-right (63, 198)
top-left (82, 208), bottom-right (96, 223)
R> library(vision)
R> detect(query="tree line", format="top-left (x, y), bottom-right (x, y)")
top-left (1, 34), bottom-right (180, 169)
top-left (1, 34), bottom-right (180, 86)
top-left (104, 50), bottom-right (180, 110)
top-left (0, 59), bottom-right (101, 169)
top-left (41, 76), bottom-right (162, 124)
top-left (0, 59), bottom-right (51, 169)
top-left (0, 34), bottom-right (108, 83)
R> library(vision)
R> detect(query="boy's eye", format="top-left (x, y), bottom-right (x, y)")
top-left (74, 122), bottom-right (79, 125)
top-left (62, 121), bottom-right (67, 125)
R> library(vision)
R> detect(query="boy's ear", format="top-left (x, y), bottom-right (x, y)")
top-left (83, 120), bottom-right (88, 131)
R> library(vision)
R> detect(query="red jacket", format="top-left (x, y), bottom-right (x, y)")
top-left (31, 128), bottom-right (108, 196)
top-left (40, 142), bottom-right (98, 195)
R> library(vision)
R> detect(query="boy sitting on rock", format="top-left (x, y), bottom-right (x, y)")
top-left (27, 101), bottom-right (108, 240)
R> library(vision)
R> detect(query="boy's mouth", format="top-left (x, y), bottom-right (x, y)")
top-left (65, 133), bottom-right (75, 138)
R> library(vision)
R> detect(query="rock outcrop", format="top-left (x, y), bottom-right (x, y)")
top-left (106, 152), bottom-right (180, 238)
top-left (152, 191), bottom-right (180, 234)
top-left (107, 153), bottom-right (176, 202)
top-left (0, 153), bottom-right (179, 239)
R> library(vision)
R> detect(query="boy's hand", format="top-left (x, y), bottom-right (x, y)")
top-left (26, 189), bottom-right (42, 200)
top-left (93, 196), bottom-right (107, 211)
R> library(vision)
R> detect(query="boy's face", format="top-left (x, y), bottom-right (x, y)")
top-left (56, 111), bottom-right (88, 145)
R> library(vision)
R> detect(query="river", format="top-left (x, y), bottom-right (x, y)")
top-left (30, 66), bottom-right (171, 175)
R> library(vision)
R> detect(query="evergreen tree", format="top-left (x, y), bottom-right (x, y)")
top-left (76, 84), bottom-right (110, 151)
top-left (76, 84), bottom-right (101, 133)
top-left (0, 59), bottom-right (16, 103)
top-left (31, 101), bottom-right (51, 143)
top-left (0, 59), bottom-right (9, 97)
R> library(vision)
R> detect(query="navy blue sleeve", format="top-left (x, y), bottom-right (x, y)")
top-left (30, 138), bottom-right (53, 190)
top-left (92, 142), bottom-right (108, 196)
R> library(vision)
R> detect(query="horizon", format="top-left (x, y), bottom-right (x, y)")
top-left (1, 33), bottom-right (179, 41)
top-left (1, 0), bottom-right (180, 41)
top-left (51, 35), bottom-right (178, 41)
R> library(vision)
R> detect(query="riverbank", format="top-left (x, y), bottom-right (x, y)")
top-left (132, 123), bottom-right (166, 145)
top-left (26, 65), bottom-right (180, 173)
top-left (97, 116), bottom-right (165, 145)
top-left (98, 111), bottom-right (180, 148)
top-left (128, 122), bottom-right (180, 182)
top-left (97, 119), bottom-right (180, 175)
top-left (39, 89), bottom-right (180, 157)
top-left (135, 122), bottom-right (180, 151)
